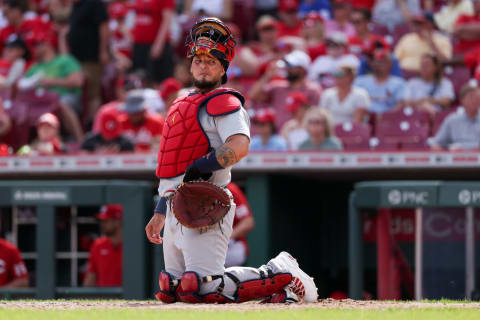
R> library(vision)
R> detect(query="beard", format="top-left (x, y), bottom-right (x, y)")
top-left (193, 77), bottom-right (220, 91)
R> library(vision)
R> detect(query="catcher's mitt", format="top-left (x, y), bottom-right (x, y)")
top-left (171, 181), bottom-right (231, 229)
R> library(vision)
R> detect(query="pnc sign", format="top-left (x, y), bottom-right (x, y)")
top-left (386, 189), bottom-right (431, 206)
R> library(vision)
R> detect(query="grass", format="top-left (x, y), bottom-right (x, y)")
top-left (0, 308), bottom-right (479, 320)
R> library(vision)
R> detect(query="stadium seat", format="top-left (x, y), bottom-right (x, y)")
top-left (334, 122), bottom-right (371, 150)
top-left (371, 23), bottom-right (390, 37)
top-left (375, 120), bottom-right (430, 150)
top-left (15, 88), bottom-right (61, 127)
top-left (392, 24), bottom-right (411, 47)
top-left (432, 107), bottom-right (458, 135)
top-left (379, 107), bottom-right (430, 126)
top-left (444, 66), bottom-right (471, 96)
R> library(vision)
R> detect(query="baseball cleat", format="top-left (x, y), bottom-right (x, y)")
top-left (271, 251), bottom-right (318, 303)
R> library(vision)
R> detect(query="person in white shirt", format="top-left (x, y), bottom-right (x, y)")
top-left (308, 32), bottom-right (359, 88)
top-left (320, 64), bottom-right (369, 124)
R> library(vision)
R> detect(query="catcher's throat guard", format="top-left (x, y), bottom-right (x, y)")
top-left (171, 181), bottom-right (232, 229)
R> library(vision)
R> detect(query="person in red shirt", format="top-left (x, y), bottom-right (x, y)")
top-left (225, 182), bottom-right (255, 267)
top-left (130, 0), bottom-right (175, 84)
top-left (348, 8), bottom-right (388, 57)
top-left (453, 0), bottom-right (480, 53)
top-left (109, 2), bottom-right (132, 73)
top-left (119, 89), bottom-right (164, 151)
top-left (0, 238), bottom-right (28, 287)
top-left (302, 12), bottom-right (327, 61)
top-left (83, 204), bottom-right (123, 287)
top-left (159, 77), bottom-right (183, 111)
top-left (277, 0), bottom-right (304, 38)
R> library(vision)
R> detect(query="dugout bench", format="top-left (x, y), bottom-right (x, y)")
top-left (349, 181), bottom-right (479, 300)
top-left (0, 180), bottom-right (152, 299)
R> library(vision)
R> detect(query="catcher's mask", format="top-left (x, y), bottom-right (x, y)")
top-left (186, 17), bottom-right (236, 84)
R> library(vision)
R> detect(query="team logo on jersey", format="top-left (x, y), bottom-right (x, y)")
top-left (171, 113), bottom-right (177, 125)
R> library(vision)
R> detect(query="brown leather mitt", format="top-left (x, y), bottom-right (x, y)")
top-left (171, 181), bottom-right (231, 229)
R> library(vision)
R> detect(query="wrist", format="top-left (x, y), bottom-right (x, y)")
top-left (194, 150), bottom-right (224, 173)
top-left (154, 197), bottom-right (168, 215)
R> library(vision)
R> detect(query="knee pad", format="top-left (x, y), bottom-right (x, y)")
top-left (226, 268), bottom-right (293, 303)
top-left (155, 271), bottom-right (179, 303)
top-left (177, 271), bottom-right (203, 303)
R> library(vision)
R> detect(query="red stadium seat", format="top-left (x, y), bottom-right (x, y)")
top-left (375, 120), bottom-right (430, 150)
top-left (444, 66), bottom-right (471, 96)
top-left (392, 24), bottom-right (411, 47)
top-left (14, 88), bottom-right (61, 126)
top-left (334, 122), bottom-right (371, 150)
top-left (371, 23), bottom-right (390, 37)
top-left (379, 107), bottom-right (430, 126)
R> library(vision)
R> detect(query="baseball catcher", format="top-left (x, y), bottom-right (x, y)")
top-left (145, 17), bottom-right (318, 304)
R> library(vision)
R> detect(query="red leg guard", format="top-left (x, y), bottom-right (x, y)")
top-left (177, 271), bottom-right (203, 303)
top-left (232, 273), bottom-right (293, 303)
top-left (156, 271), bottom-right (179, 303)
top-left (203, 293), bottom-right (234, 304)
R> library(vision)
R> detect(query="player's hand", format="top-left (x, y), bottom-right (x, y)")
top-left (145, 213), bottom-right (165, 244)
top-left (183, 163), bottom-right (212, 182)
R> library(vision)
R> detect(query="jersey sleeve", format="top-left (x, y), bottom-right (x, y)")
top-left (214, 107), bottom-right (251, 143)
top-left (9, 245), bottom-right (28, 280)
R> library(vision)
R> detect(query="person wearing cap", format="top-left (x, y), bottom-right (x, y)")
top-left (159, 77), bottom-right (183, 111)
top-left (435, 0), bottom-right (474, 34)
top-left (0, 35), bottom-right (29, 90)
top-left (348, 8), bottom-right (386, 57)
top-left (118, 89), bottom-right (164, 151)
top-left (277, 0), bottom-right (304, 37)
top-left (320, 64), bottom-right (369, 124)
top-left (249, 49), bottom-right (322, 129)
top-left (324, 0), bottom-right (356, 38)
top-left (430, 81), bottom-right (480, 151)
top-left (0, 235), bottom-right (28, 288)
top-left (109, 2), bottom-right (133, 73)
top-left (372, 0), bottom-right (421, 32)
top-left (18, 112), bottom-right (65, 155)
top-left (355, 48), bottom-right (406, 113)
top-left (404, 53), bottom-right (455, 115)
top-left (308, 32), bottom-right (359, 88)
top-left (301, 12), bottom-right (327, 61)
top-left (452, 0), bottom-right (480, 53)
top-left (250, 108), bottom-right (287, 151)
top-left (81, 111), bottom-right (134, 153)
top-left (298, 107), bottom-right (343, 150)
top-left (357, 35), bottom-right (403, 77)
top-left (394, 12), bottom-right (452, 72)
top-left (83, 204), bottom-right (123, 287)
top-left (280, 91), bottom-right (310, 150)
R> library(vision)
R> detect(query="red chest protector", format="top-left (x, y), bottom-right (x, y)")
top-left (156, 88), bottom-right (245, 178)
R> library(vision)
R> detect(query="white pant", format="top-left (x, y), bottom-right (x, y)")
top-left (225, 239), bottom-right (248, 267)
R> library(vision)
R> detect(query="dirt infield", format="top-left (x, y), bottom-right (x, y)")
top-left (1, 299), bottom-right (479, 310)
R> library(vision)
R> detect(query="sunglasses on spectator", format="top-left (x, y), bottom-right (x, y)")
top-left (326, 41), bottom-right (341, 48)
top-left (259, 25), bottom-right (276, 32)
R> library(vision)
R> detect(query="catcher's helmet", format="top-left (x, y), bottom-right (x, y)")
top-left (186, 17), bottom-right (236, 84)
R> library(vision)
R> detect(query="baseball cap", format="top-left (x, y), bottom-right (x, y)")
top-left (160, 78), bottom-right (183, 100)
top-left (326, 32), bottom-right (348, 45)
top-left (99, 112), bottom-right (122, 140)
top-left (285, 91), bottom-right (309, 112)
top-left (120, 89), bottom-right (146, 114)
top-left (96, 204), bottom-right (123, 220)
top-left (256, 15), bottom-right (278, 31)
top-left (109, 2), bottom-right (128, 19)
top-left (303, 12), bottom-right (324, 27)
top-left (283, 50), bottom-right (311, 70)
top-left (279, 0), bottom-right (299, 12)
top-left (253, 108), bottom-right (276, 123)
top-left (37, 113), bottom-right (60, 129)
top-left (33, 30), bottom-right (58, 49)
top-left (362, 35), bottom-right (390, 54)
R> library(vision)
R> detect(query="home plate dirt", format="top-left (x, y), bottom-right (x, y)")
top-left (1, 299), bottom-right (479, 310)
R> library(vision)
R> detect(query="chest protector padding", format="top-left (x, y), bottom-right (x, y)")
top-left (156, 88), bottom-right (245, 178)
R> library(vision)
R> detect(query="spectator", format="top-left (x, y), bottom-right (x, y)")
top-left (372, 0), bottom-right (420, 32)
top-left (452, 0), bottom-right (480, 53)
top-left (430, 81), bottom-right (480, 151)
top-left (250, 108), bottom-right (288, 151)
top-left (0, 35), bottom-right (29, 90)
top-left (0, 237), bottom-right (28, 288)
top-left (301, 12), bottom-right (327, 61)
top-left (299, 107), bottom-right (343, 150)
top-left (159, 77), bottom-right (183, 111)
top-left (355, 49), bottom-right (406, 113)
top-left (249, 49), bottom-right (322, 128)
top-left (280, 91), bottom-right (310, 149)
top-left (18, 31), bottom-right (84, 142)
top-left (394, 13), bottom-right (452, 72)
top-left (404, 53), bottom-right (455, 115)
top-left (18, 113), bottom-right (64, 155)
top-left (182, 0), bottom-right (233, 22)
top-left (320, 64), bottom-right (370, 124)
top-left (308, 32), bottom-right (360, 88)
top-left (324, 0), bottom-right (356, 38)
top-left (118, 89), bottom-right (164, 152)
top-left (83, 204), bottom-right (123, 287)
top-left (0, 102), bottom-right (11, 141)
top-left (81, 111), bottom-right (134, 153)
top-left (348, 8), bottom-right (383, 56)
top-left (435, 0), bottom-right (474, 34)
top-left (277, 0), bottom-right (304, 37)
top-left (225, 182), bottom-right (255, 268)
top-left (357, 36), bottom-right (403, 76)
top-left (299, 0), bottom-right (331, 18)
top-left (130, 0), bottom-right (174, 84)
top-left (67, 0), bottom-right (109, 123)
top-left (108, 2), bottom-right (133, 73)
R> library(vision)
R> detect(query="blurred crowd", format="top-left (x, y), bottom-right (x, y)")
top-left (0, 0), bottom-right (479, 155)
